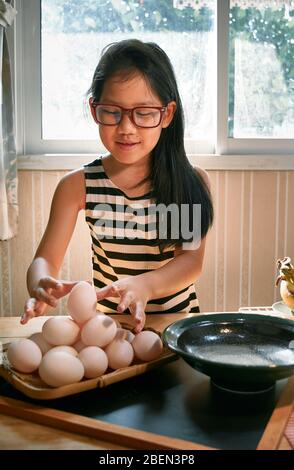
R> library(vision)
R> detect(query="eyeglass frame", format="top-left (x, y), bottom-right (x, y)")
top-left (89, 98), bottom-right (167, 129)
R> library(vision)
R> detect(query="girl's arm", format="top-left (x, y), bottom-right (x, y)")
top-left (139, 237), bottom-right (206, 300)
top-left (22, 169), bottom-right (85, 324)
top-left (96, 238), bottom-right (207, 333)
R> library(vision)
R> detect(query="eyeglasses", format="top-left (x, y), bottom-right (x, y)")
top-left (89, 100), bottom-right (167, 128)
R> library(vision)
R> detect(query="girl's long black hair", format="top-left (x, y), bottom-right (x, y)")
top-left (88, 39), bottom-right (214, 252)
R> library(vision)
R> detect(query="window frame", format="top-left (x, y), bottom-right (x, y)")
top-left (14, 0), bottom-right (294, 168)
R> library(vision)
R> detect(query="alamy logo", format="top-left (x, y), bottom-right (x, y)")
top-left (92, 202), bottom-right (202, 250)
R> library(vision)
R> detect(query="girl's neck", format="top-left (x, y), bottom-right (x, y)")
top-left (102, 154), bottom-right (151, 194)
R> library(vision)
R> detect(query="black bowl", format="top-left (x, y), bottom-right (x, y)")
top-left (162, 313), bottom-right (294, 393)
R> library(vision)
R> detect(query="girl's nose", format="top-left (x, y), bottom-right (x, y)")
top-left (117, 113), bottom-right (137, 133)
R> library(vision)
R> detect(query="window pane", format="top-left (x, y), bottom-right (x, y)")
top-left (229, 0), bottom-right (294, 138)
top-left (41, 0), bottom-right (215, 141)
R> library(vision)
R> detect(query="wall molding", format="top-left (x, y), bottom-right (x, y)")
top-left (17, 154), bottom-right (294, 171)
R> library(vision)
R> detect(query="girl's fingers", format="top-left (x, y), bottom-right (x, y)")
top-left (117, 292), bottom-right (133, 313)
top-left (96, 284), bottom-right (120, 301)
top-left (21, 309), bottom-right (34, 324)
top-left (21, 299), bottom-right (38, 324)
top-left (26, 298), bottom-right (36, 311)
top-left (21, 298), bottom-right (47, 324)
top-left (132, 302), bottom-right (146, 333)
top-left (35, 302), bottom-right (47, 316)
top-left (60, 280), bottom-right (80, 286)
top-left (39, 277), bottom-right (62, 290)
top-left (50, 281), bottom-right (78, 298)
top-left (32, 287), bottom-right (57, 307)
top-left (21, 279), bottom-right (86, 325)
top-left (55, 280), bottom-right (80, 291)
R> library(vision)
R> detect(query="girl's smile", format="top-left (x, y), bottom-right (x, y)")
top-left (115, 141), bottom-right (140, 151)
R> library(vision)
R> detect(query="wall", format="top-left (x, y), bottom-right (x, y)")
top-left (0, 169), bottom-right (293, 317)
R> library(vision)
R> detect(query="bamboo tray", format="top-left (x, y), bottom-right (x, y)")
top-left (0, 324), bottom-right (178, 400)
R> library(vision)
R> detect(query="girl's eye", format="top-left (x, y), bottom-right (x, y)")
top-left (102, 109), bottom-right (120, 116)
top-left (135, 110), bottom-right (154, 117)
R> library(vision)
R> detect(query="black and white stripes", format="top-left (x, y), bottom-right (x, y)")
top-left (84, 157), bottom-right (199, 314)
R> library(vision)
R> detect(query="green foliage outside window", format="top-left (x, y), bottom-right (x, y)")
top-left (228, 5), bottom-right (294, 135)
top-left (43, 0), bottom-right (294, 136)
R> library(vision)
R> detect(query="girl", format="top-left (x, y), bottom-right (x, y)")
top-left (22, 39), bottom-right (213, 332)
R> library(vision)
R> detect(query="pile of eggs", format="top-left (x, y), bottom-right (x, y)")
top-left (7, 282), bottom-right (163, 388)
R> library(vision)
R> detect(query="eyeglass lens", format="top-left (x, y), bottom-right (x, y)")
top-left (95, 105), bottom-right (162, 127)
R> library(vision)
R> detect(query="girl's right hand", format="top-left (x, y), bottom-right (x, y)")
top-left (21, 277), bottom-right (80, 325)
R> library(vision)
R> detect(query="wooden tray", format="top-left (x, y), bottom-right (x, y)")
top-left (0, 324), bottom-right (178, 400)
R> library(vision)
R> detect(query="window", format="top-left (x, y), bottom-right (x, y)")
top-left (15, 0), bottom-right (294, 157)
top-left (229, 0), bottom-right (294, 139)
top-left (18, 0), bottom-right (216, 154)
top-left (41, 0), bottom-right (215, 148)
top-left (224, 0), bottom-right (294, 154)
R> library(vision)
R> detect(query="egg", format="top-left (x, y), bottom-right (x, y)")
top-left (67, 281), bottom-right (97, 324)
top-left (39, 351), bottom-right (84, 387)
top-left (7, 338), bottom-right (42, 373)
top-left (105, 338), bottom-right (134, 370)
top-left (29, 332), bottom-right (52, 355)
top-left (81, 314), bottom-right (117, 348)
top-left (132, 330), bottom-right (163, 362)
top-left (44, 345), bottom-right (78, 357)
top-left (42, 317), bottom-right (80, 346)
top-left (78, 346), bottom-right (108, 378)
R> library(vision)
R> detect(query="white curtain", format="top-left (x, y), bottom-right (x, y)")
top-left (0, 0), bottom-right (17, 241)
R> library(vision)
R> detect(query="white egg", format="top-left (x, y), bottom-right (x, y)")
top-left (7, 338), bottom-right (42, 373)
top-left (67, 281), bottom-right (97, 324)
top-left (105, 339), bottom-right (134, 370)
top-left (29, 332), bottom-right (52, 355)
top-left (42, 317), bottom-right (80, 346)
top-left (78, 346), bottom-right (108, 378)
top-left (81, 314), bottom-right (117, 348)
top-left (44, 345), bottom-right (78, 357)
top-left (39, 351), bottom-right (84, 387)
top-left (132, 330), bottom-right (163, 362)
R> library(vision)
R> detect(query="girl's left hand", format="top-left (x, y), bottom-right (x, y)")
top-left (96, 276), bottom-right (150, 333)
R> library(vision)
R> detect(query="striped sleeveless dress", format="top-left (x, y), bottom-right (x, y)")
top-left (84, 157), bottom-right (200, 314)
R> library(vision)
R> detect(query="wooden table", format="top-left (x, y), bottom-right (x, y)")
top-left (0, 314), bottom-right (293, 450)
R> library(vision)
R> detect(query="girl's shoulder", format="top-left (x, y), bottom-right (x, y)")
top-left (57, 168), bottom-right (86, 211)
top-left (193, 166), bottom-right (211, 191)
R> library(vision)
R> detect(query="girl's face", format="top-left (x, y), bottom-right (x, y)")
top-left (97, 72), bottom-right (176, 166)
